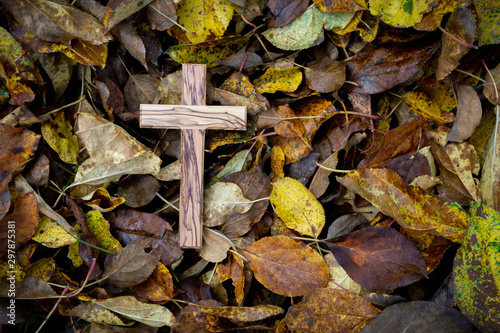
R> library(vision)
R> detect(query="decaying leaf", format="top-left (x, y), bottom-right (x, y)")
top-left (253, 67), bottom-right (302, 94)
top-left (199, 228), bottom-right (233, 263)
top-left (327, 226), bottom-right (428, 290)
top-left (286, 288), bottom-right (380, 332)
top-left (369, 0), bottom-right (435, 27)
top-left (453, 202), bottom-right (500, 332)
top-left (404, 90), bottom-right (455, 124)
top-left (244, 235), bottom-right (329, 296)
top-left (448, 85), bottom-right (483, 142)
top-left (130, 262), bottom-right (174, 302)
top-left (270, 177), bottom-right (325, 238)
top-left (32, 216), bottom-right (76, 248)
top-left (305, 57), bottom-right (346, 93)
top-left (194, 304), bottom-right (283, 322)
top-left (85, 210), bottom-right (123, 253)
top-left (474, 0), bottom-right (500, 46)
top-left (203, 182), bottom-right (253, 227)
top-left (338, 168), bottom-right (469, 242)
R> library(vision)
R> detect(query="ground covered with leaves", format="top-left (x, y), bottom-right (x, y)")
top-left (0, 0), bottom-right (499, 332)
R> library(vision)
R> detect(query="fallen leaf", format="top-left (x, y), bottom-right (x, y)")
top-left (146, 0), bottom-right (177, 31)
top-left (347, 38), bottom-right (439, 94)
top-left (217, 253), bottom-right (245, 305)
top-left (324, 253), bottom-right (362, 293)
top-left (327, 214), bottom-right (368, 239)
top-left (85, 210), bottom-right (123, 253)
top-left (453, 202), bottom-right (500, 332)
top-left (447, 85), bottom-right (482, 142)
top-left (274, 105), bottom-right (306, 138)
top-left (327, 117), bottom-right (370, 153)
top-left (337, 168), bottom-right (469, 243)
top-left (154, 160), bottom-right (181, 182)
top-left (107, 208), bottom-right (183, 266)
top-left (221, 170), bottom-right (272, 238)
top-left (286, 288), bottom-right (380, 332)
top-left (263, 6), bottom-right (356, 51)
top-left (168, 35), bottom-right (251, 65)
top-left (369, 0), bottom-right (435, 27)
top-left (25, 257), bottom-right (55, 281)
top-left (199, 228), bottom-right (233, 263)
top-left (270, 177), bottom-right (325, 238)
top-left (271, 146), bottom-right (286, 181)
top-left (83, 187), bottom-right (126, 213)
top-left (69, 301), bottom-right (131, 326)
top-left (404, 90), bottom-right (455, 124)
top-left (194, 304), bottom-right (283, 322)
top-left (413, 0), bottom-right (461, 31)
top-left (30, 52), bottom-right (72, 101)
top-left (313, 0), bottom-right (365, 12)
top-left (266, 0), bottom-right (309, 27)
top-left (474, 0), bottom-right (500, 46)
top-left (219, 72), bottom-right (269, 115)
top-left (253, 67), bottom-right (302, 94)
top-left (436, 7), bottom-right (476, 80)
top-left (361, 301), bottom-right (478, 332)
top-left (203, 182), bottom-right (253, 227)
top-left (327, 226), bottom-right (428, 290)
top-left (177, 0), bottom-right (234, 44)
top-left (243, 235), bottom-right (329, 296)
top-left (305, 57), bottom-right (346, 93)
top-left (483, 62), bottom-right (500, 106)
top-left (208, 150), bottom-right (252, 186)
top-left (117, 175), bottom-right (160, 208)
top-left (32, 216), bottom-right (76, 248)
top-left (1, 0), bottom-right (111, 44)
top-left (103, 239), bottom-right (160, 288)
top-left (480, 117), bottom-right (500, 210)
top-left (309, 152), bottom-right (338, 198)
top-left (385, 152), bottom-right (431, 185)
top-left (124, 74), bottom-right (160, 113)
top-left (104, 0), bottom-right (154, 30)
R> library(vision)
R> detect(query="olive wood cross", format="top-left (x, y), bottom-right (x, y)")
top-left (140, 64), bottom-right (247, 249)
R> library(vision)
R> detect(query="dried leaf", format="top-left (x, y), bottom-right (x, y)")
top-left (95, 296), bottom-right (176, 327)
top-left (385, 152), bottom-right (431, 185)
top-left (309, 152), bottom-right (338, 198)
top-left (104, 0), bottom-right (154, 30)
top-left (313, 0), bottom-right (365, 12)
top-left (146, 0), bottom-right (177, 31)
top-left (253, 67), bottom-right (302, 94)
top-left (448, 85), bottom-right (483, 142)
top-left (347, 38), bottom-right (438, 94)
top-left (244, 235), bottom-right (329, 296)
top-left (327, 226), bottom-right (428, 290)
top-left (361, 301), bottom-right (478, 333)
top-left (453, 202), bottom-right (500, 332)
top-left (117, 175), bottom-right (160, 208)
top-left (480, 115), bottom-right (500, 210)
top-left (327, 214), bottom-right (368, 239)
top-left (474, 0), bottom-right (500, 46)
top-left (286, 288), bottom-right (380, 332)
top-left (177, 0), bottom-right (234, 44)
top-left (217, 253), bottom-right (245, 305)
top-left (324, 253), bottom-right (362, 293)
top-left (369, 0), bottom-right (435, 27)
top-left (337, 168), bottom-right (469, 243)
top-left (270, 177), bottom-right (325, 238)
top-left (194, 304), bottom-right (283, 322)
top-left (305, 57), bottom-right (345, 93)
top-left (69, 301), bottom-right (130, 326)
top-left (199, 228), bottom-right (233, 263)
top-left (203, 182), bottom-right (253, 227)
top-left (103, 239), bottom-right (160, 288)
top-left (31, 52), bottom-right (71, 101)
top-left (271, 146), bottom-right (286, 181)
top-left (266, 0), bottom-right (309, 27)
top-left (85, 210), bottom-right (123, 253)
top-left (404, 90), bottom-right (455, 124)
top-left (32, 216), bottom-right (76, 248)
top-left (274, 105), bottom-right (305, 138)
top-left (124, 74), bottom-right (160, 113)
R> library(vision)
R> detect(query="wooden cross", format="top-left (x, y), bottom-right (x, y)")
top-left (140, 64), bottom-right (247, 249)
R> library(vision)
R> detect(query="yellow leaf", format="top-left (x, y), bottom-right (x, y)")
top-left (177, 0), bottom-right (234, 44)
top-left (404, 90), bottom-right (455, 124)
top-left (271, 146), bottom-right (285, 181)
top-left (369, 0), bottom-right (435, 28)
top-left (41, 111), bottom-right (79, 165)
top-left (25, 257), bottom-right (55, 281)
top-left (83, 187), bottom-right (126, 213)
top-left (253, 67), bottom-right (302, 94)
top-left (85, 210), bottom-right (123, 253)
top-left (68, 240), bottom-right (83, 268)
top-left (270, 177), bottom-right (325, 238)
top-left (32, 216), bottom-right (77, 248)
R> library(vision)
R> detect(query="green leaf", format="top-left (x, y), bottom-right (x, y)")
top-left (453, 202), bottom-right (500, 331)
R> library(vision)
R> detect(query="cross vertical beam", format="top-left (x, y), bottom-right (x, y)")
top-left (140, 64), bottom-right (247, 249)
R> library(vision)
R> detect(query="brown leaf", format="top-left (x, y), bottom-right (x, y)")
top-left (83, 187), bottom-right (126, 213)
top-left (2, 0), bottom-right (111, 44)
top-left (361, 301), bottom-right (477, 333)
top-left (309, 152), bottom-right (338, 198)
top-left (146, 0), bottom-right (177, 31)
top-left (358, 118), bottom-right (430, 168)
top-left (243, 235), bottom-right (329, 296)
top-left (113, 21), bottom-right (147, 69)
top-left (305, 57), bottom-right (346, 93)
top-left (327, 226), bottom-right (428, 290)
top-left (337, 168), bottom-right (469, 243)
top-left (194, 304), bottom-right (283, 322)
top-left (0, 123), bottom-right (41, 176)
top-left (103, 239), bottom-right (161, 288)
top-left (447, 85), bottom-right (482, 142)
top-left (107, 208), bottom-right (183, 266)
top-left (266, 0), bottom-right (309, 27)
top-left (289, 152), bottom-right (320, 185)
top-left (385, 152), bottom-right (431, 185)
top-left (103, 0), bottom-right (154, 30)
top-left (124, 74), bottom-right (160, 114)
top-left (117, 175), bottom-right (160, 208)
top-left (327, 117), bottom-right (370, 153)
top-left (221, 170), bottom-right (272, 239)
top-left (347, 38), bottom-right (439, 94)
top-left (217, 253), bottom-right (245, 305)
top-left (199, 228), bottom-right (233, 263)
top-left (484, 62), bottom-right (500, 105)
top-left (436, 7), bottom-right (476, 80)
top-left (286, 288), bottom-right (380, 332)
top-left (327, 214), bottom-right (368, 239)
top-left (274, 105), bottom-right (306, 138)
top-left (129, 262), bottom-right (174, 302)
top-left (312, 0), bottom-right (365, 12)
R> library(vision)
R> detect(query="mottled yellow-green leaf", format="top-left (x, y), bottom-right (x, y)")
top-left (253, 67), bottom-right (302, 94)
top-left (262, 5), bottom-right (356, 51)
top-left (25, 257), bottom-right (55, 282)
top-left (337, 168), bottom-right (469, 243)
top-left (0, 260), bottom-right (25, 281)
top-left (85, 210), bottom-right (123, 253)
top-left (404, 90), bottom-right (455, 124)
top-left (270, 177), bottom-right (325, 238)
top-left (41, 111), bottom-right (79, 164)
top-left (454, 202), bottom-right (500, 331)
top-left (177, 0), bottom-right (234, 44)
top-left (68, 239), bottom-right (83, 268)
top-left (369, 0), bottom-right (435, 27)
top-left (69, 302), bottom-right (131, 326)
top-left (83, 187), bottom-right (126, 213)
top-left (168, 35), bottom-right (250, 66)
top-left (32, 216), bottom-right (76, 248)
top-left (473, 0), bottom-right (500, 46)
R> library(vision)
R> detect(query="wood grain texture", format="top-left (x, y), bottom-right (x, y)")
top-left (179, 128), bottom-right (204, 248)
top-left (183, 64), bottom-right (206, 105)
top-left (140, 105), bottom-right (246, 130)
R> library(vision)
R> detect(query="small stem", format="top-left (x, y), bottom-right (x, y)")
top-left (151, 5), bottom-right (190, 32)
top-left (438, 26), bottom-right (478, 49)
top-left (454, 68), bottom-right (487, 83)
top-left (39, 96), bottom-right (86, 118)
top-left (344, 80), bottom-right (360, 87)
top-left (35, 286), bottom-right (70, 333)
top-left (315, 161), bottom-right (354, 173)
top-left (156, 192), bottom-right (179, 211)
top-left (239, 53), bottom-right (249, 72)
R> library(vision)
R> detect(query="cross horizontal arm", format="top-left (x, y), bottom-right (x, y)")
top-left (140, 105), bottom-right (247, 130)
